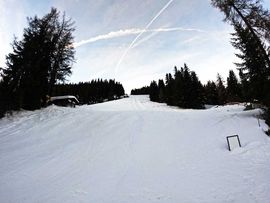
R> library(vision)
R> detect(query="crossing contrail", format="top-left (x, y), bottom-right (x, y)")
top-left (74, 27), bottom-right (205, 48)
top-left (114, 0), bottom-right (175, 75)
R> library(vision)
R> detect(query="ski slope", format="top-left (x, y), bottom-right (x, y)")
top-left (0, 95), bottom-right (270, 203)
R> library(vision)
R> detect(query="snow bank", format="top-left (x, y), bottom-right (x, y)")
top-left (0, 95), bottom-right (269, 202)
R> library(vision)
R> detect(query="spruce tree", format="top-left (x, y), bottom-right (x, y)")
top-left (173, 66), bottom-right (184, 107)
top-left (165, 73), bottom-right (175, 105)
top-left (204, 81), bottom-right (219, 105)
top-left (226, 70), bottom-right (242, 102)
top-left (238, 69), bottom-right (251, 102)
top-left (158, 79), bottom-right (166, 102)
top-left (212, 0), bottom-right (270, 107)
top-left (211, 0), bottom-right (270, 69)
top-left (149, 81), bottom-right (159, 102)
top-left (1, 8), bottom-right (75, 111)
top-left (231, 23), bottom-right (268, 102)
top-left (189, 71), bottom-right (205, 109)
top-left (216, 74), bottom-right (227, 105)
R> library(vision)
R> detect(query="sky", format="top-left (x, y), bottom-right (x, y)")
top-left (1, 0), bottom-right (270, 93)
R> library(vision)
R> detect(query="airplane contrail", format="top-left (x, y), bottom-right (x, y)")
top-left (74, 29), bottom-right (141, 48)
top-left (114, 0), bottom-right (175, 75)
top-left (131, 31), bottom-right (159, 49)
top-left (131, 27), bottom-right (206, 48)
top-left (74, 27), bottom-right (206, 48)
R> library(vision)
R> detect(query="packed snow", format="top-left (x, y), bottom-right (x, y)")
top-left (0, 95), bottom-right (269, 203)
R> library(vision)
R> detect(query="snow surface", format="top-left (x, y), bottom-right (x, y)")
top-left (0, 95), bottom-right (270, 203)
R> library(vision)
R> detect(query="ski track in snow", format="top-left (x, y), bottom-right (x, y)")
top-left (0, 95), bottom-right (270, 203)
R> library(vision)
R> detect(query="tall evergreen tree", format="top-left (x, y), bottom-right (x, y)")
top-left (216, 74), bottom-right (227, 105)
top-left (1, 8), bottom-right (75, 111)
top-left (204, 81), bottom-right (219, 105)
top-left (211, 0), bottom-right (270, 69)
top-left (149, 81), bottom-right (159, 102)
top-left (173, 66), bottom-right (185, 107)
top-left (46, 9), bottom-right (75, 95)
top-left (212, 0), bottom-right (270, 110)
top-left (189, 71), bottom-right (205, 109)
top-left (164, 73), bottom-right (175, 105)
top-left (238, 68), bottom-right (251, 102)
top-left (226, 70), bottom-right (242, 102)
top-left (231, 23), bottom-right (268, 102)
top-left (181, 64), bottom-right (193, 108)
top-left (158, 79), bottom-right (166, 102)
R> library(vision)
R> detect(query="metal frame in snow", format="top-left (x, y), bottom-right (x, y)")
top-left (226, 135), bottom-right (241, 151)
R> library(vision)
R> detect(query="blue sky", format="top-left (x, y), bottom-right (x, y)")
top-left (1, 0), bottom-right (270, 92)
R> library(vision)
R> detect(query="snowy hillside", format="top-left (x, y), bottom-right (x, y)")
top-left (0, 95), bottom-right (270, 202)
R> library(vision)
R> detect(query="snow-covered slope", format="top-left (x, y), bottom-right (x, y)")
top-left (0, 95), bottom-right (269, 203)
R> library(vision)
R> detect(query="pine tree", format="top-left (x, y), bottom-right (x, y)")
top-left (158, 79), bottom-right (166, 102)
top-left (231, 23), bottom-right (268, 102)
top-left (226, 70), bottom-right (242, 102)
top-left (46, 8), bottom-right (75, 95)
top-left (173, 66), bottom-right (184, 107)
top-left (216, 74), bottom-right (227, 105)
top-left (212, 0), bottom-right (270, 107)
top-left (1, 8), bottom-right (75, 111)
top-left (149, 81), bottom-right (159, 102)
top-left (238, 69), bottom-right (251, 102)
top-left (211, 0), bottom-right (270, 69)
top-left (164, 73), bottom-right (174, 105)
top-left (189, 71), bottom-right (205, 109)
top-left (204, 81), bottom-right (219, 105)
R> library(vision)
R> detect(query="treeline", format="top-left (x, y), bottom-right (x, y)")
top-left (53, 79), bottom-right (125, 104)
top-left (131, 0), bottom-right (270, 133)
top-left (135, 61), bottom-right (269, 110)
top-left (149, 65), bottom-right (205, 109)
top-left (0, 8), bottom-right (75, 117)
top-left (132, 64), bottom-right (244, 109)
top-left (211, 0), bottom-right (270, 134)
top-left (130, 86), bottom-right (149, 95)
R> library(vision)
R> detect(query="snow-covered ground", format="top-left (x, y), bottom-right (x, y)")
top-left (0, 95), bottom-right (270, 203)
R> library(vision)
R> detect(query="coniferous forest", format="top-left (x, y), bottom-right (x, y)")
top-left (130, 86), bottom-right (150, 95)
top-left (0, 8), bottom-right (125, 117)
top-left (53, 79), bottom-right (125, 104)
top-left (0, 8), bottom-right (75, 116)
top-left (131, 0), bottom-right (270, 133)
top-left (0, 0), bottom-right (269, 133)
top-left (1, 1), bottom-right (270, 200)
top-left (147, 64), bottom-right (205, 109)
top-left (131, 65), bottom-right (241, 109)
